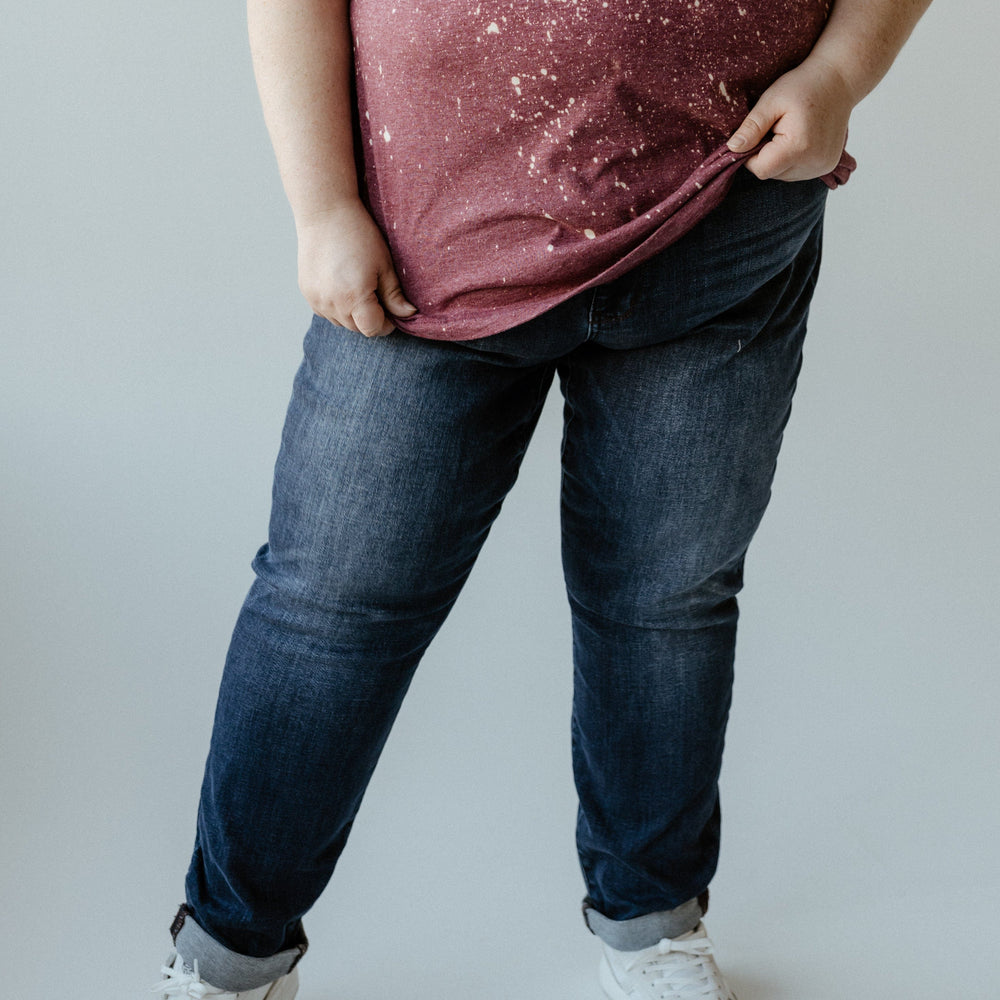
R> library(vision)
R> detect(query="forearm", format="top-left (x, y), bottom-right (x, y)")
top-left (247, 0), bottom-right (360, 226)
top-left (808, 0), bottom-right (934, 105)
top-left (727, 0), bottom-right (933, 178)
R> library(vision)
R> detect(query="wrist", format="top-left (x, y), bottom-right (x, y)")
top-left (293, 196), bottom-right (365, 232)
top-left (804, 0), bottom-right (933, 108)
top-left (802, 46), bottom-right (870, 108)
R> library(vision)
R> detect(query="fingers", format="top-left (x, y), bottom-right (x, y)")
top-left (727, 111), bottom-right (782, 179)
top-left (726, 92), bottom-right (788, 180)
top-left (742, 131), bottom-right (799, 180)
top-left (304, 272), bottom-right (418, 339)
top-left (730, 110), bottom-right (840, 182)
top-left (349, 290), bottom-right (391, 338)
top-left (378, 275), bottom-right (418, 319)
top-left (744, 128), bottom-right (846, 182)
top-left (305, 288), bottom-right (391, 338)
top-left (349, 271), bottom-right (418, 338)
top-left (726, 102), bottom-right (779, 154)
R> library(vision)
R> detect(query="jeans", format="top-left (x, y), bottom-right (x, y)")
top-left (173, 168), bottom-right (828, 991)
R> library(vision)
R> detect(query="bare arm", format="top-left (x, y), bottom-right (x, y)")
top-left (727, 0), bottom-right (934, 181)
top-left (248, 0), bottom-right (415, 336)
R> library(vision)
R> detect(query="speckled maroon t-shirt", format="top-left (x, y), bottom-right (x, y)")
top-left (350, 0), bottom-right (855, 340)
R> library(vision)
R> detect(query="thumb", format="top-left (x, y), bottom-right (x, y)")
top-left (726, 103), bottom-right (777, 152)
top-left (378, 271), bottom-right (418, 317)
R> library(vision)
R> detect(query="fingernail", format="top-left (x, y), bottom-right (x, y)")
top-left (727, 134), bottom-right (747, 151)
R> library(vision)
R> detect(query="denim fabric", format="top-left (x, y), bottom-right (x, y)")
top-left (180, 168), bottom-right (827, 990)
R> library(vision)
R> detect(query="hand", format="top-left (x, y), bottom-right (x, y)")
top-left (726, 54), bottom-right (857, 182)
top-left (296, 198), bottom-right (417, 337)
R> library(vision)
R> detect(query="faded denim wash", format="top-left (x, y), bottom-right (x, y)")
top-left (174, 168), bottom-right (828, 991)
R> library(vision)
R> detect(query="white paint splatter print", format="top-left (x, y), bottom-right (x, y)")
top-left (349, 0), bottom-right (845, 336)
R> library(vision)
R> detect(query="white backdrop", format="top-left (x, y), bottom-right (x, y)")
top-left (2, 3), bottom-right (997, 998)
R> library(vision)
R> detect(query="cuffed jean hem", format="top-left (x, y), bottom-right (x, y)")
top-left (170, 904), bottom-right (307, 992)
top-left (581, 891), bottom-right (708, 950)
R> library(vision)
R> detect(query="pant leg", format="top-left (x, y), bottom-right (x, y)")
top-left (180, 314), bottom-right (556, 984)
top-left (559, 175), bottom-right (827, 949)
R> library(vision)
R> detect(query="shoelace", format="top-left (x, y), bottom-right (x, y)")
top-left (151, 957), bottom-right (224, 999)
top-left (620, 933), bottom-right (729, 999)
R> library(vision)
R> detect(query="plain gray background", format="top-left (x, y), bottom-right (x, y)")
top-left (2, 3), bottom-right (997, 998)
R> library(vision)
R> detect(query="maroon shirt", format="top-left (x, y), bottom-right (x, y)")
top-left (350, 0), bottom-right (855, 340)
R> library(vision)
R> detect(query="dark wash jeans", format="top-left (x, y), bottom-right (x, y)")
top-left (174, 169), bottom-right (828, 992)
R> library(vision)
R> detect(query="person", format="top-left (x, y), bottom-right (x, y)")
top-left (152, 1), bottom-right (931, 997)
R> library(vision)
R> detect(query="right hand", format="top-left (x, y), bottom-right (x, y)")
top-left (726, 54), bottom-right (855, 182)
top-left (296, 198), bottom-right (417, 338)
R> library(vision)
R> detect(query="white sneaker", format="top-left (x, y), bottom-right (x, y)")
top-left (598, 922), bottom-right (737, 1000)
top-left (151, 951), bottom-right (299, 999)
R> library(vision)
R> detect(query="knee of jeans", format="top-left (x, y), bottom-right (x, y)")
top-left (247, 541), bottom-right (461, 633)
top-left (565, 546), bottom-right (746, 629)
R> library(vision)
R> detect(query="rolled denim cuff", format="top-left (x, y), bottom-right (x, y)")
top-left (581, 892), bottom-right (707, 950)
top-left (170, 904), bottom-right (307, 992)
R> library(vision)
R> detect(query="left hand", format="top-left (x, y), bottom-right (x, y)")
top-left (726, 55), bottom-right (857, 181)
